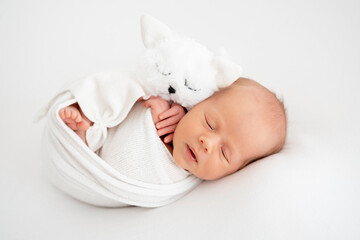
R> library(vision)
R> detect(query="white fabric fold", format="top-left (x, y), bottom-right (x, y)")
top-left (86, 122), bottom-right (107, 152)
top-left (69, 71), bottom-right (149, 151)
top-left (43, 71), bottom-right (202, 207)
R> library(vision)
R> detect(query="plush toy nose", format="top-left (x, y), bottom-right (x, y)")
top-left (168, 85), bottom-right (176, 94)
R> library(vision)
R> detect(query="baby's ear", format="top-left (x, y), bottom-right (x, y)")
top-left (212, 55), bottom-right (243, 88)
top-left (140, 15), bottom-right (173, 48)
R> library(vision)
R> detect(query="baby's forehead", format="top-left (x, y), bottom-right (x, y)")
top-left (212, 84), bottom-right (262, 105)
top-left (208, 84), bottom-right (278, 128)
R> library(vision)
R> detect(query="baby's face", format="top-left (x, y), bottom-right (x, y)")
top-left (173, 83), bottom-right (276, 180)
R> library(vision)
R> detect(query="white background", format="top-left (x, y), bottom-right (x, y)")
top-left (1, 0), bottom-right (359, 239)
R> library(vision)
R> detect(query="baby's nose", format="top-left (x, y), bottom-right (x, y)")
top-left (199, 136), bottom-right (214, 153)
top-left (168, 85), bottom-right (176, 94)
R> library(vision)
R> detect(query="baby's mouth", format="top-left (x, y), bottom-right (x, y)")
top-left (187, 145), bottom-right (198, 163)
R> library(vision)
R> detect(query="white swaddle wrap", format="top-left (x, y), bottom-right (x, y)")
top-left (99, 102), bottom-right (189, 184)
top-left (43, 71), bottom-right (202, 207)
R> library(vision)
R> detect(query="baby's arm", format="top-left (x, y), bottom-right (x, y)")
top-left (142, 96), bottom-right (186, 143)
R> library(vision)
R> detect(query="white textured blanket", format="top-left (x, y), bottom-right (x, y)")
top-left (99, 102), bottom-right (191, 184)
top-left (43, 71), bottom-right (202, 207)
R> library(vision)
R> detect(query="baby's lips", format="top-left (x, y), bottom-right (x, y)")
top-left (192, 147), bottom-right (199, 163)
top-left (188, 145), bottom-right (198, 163)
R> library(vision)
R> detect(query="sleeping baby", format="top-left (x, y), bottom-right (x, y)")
top-left (43, 15), bottom-right (286, 207)
top-left (59, 77), bottom-right (286, 181)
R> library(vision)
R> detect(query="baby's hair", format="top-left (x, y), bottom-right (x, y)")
top-left (221, 77), bottom-right (288, 166)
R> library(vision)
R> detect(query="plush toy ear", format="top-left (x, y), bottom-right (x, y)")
top-left (140, 15), bottom-right (173, 48)
top-left (214, 47), bottom-right (229, 58)
top-left (212, 56), bottom-right (243, 88)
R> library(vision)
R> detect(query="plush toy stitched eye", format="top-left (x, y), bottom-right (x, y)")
top-left (184, 78), bottom-right (201, 92)
top-left (155, 63), bottom-right (171, 76)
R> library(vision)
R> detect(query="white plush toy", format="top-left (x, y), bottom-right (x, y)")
top-left (137, 15), bottom-right (243, 109)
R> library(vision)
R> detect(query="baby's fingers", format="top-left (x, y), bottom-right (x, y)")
top-left (159, 107), bottom-right (179, 120)
top-left (156, 115), bottom-right (182, 129)
top-left (164, 134), bottom-right (174, 143)
top-left (157, 125), bottom-right (177, 137)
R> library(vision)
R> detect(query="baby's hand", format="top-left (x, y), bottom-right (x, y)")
top-left (142, 96), bottom-right (186, 143)
top-left (142, 96), bottom-right (171, 124)
top-left (156, 103), bottom-right (186, 143)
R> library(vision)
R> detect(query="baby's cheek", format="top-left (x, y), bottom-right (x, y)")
top-left (198, 162), bottom-right (227, 180)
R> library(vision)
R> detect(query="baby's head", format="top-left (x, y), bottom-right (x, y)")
top-left (172, 77), bottom-right (287, 180)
